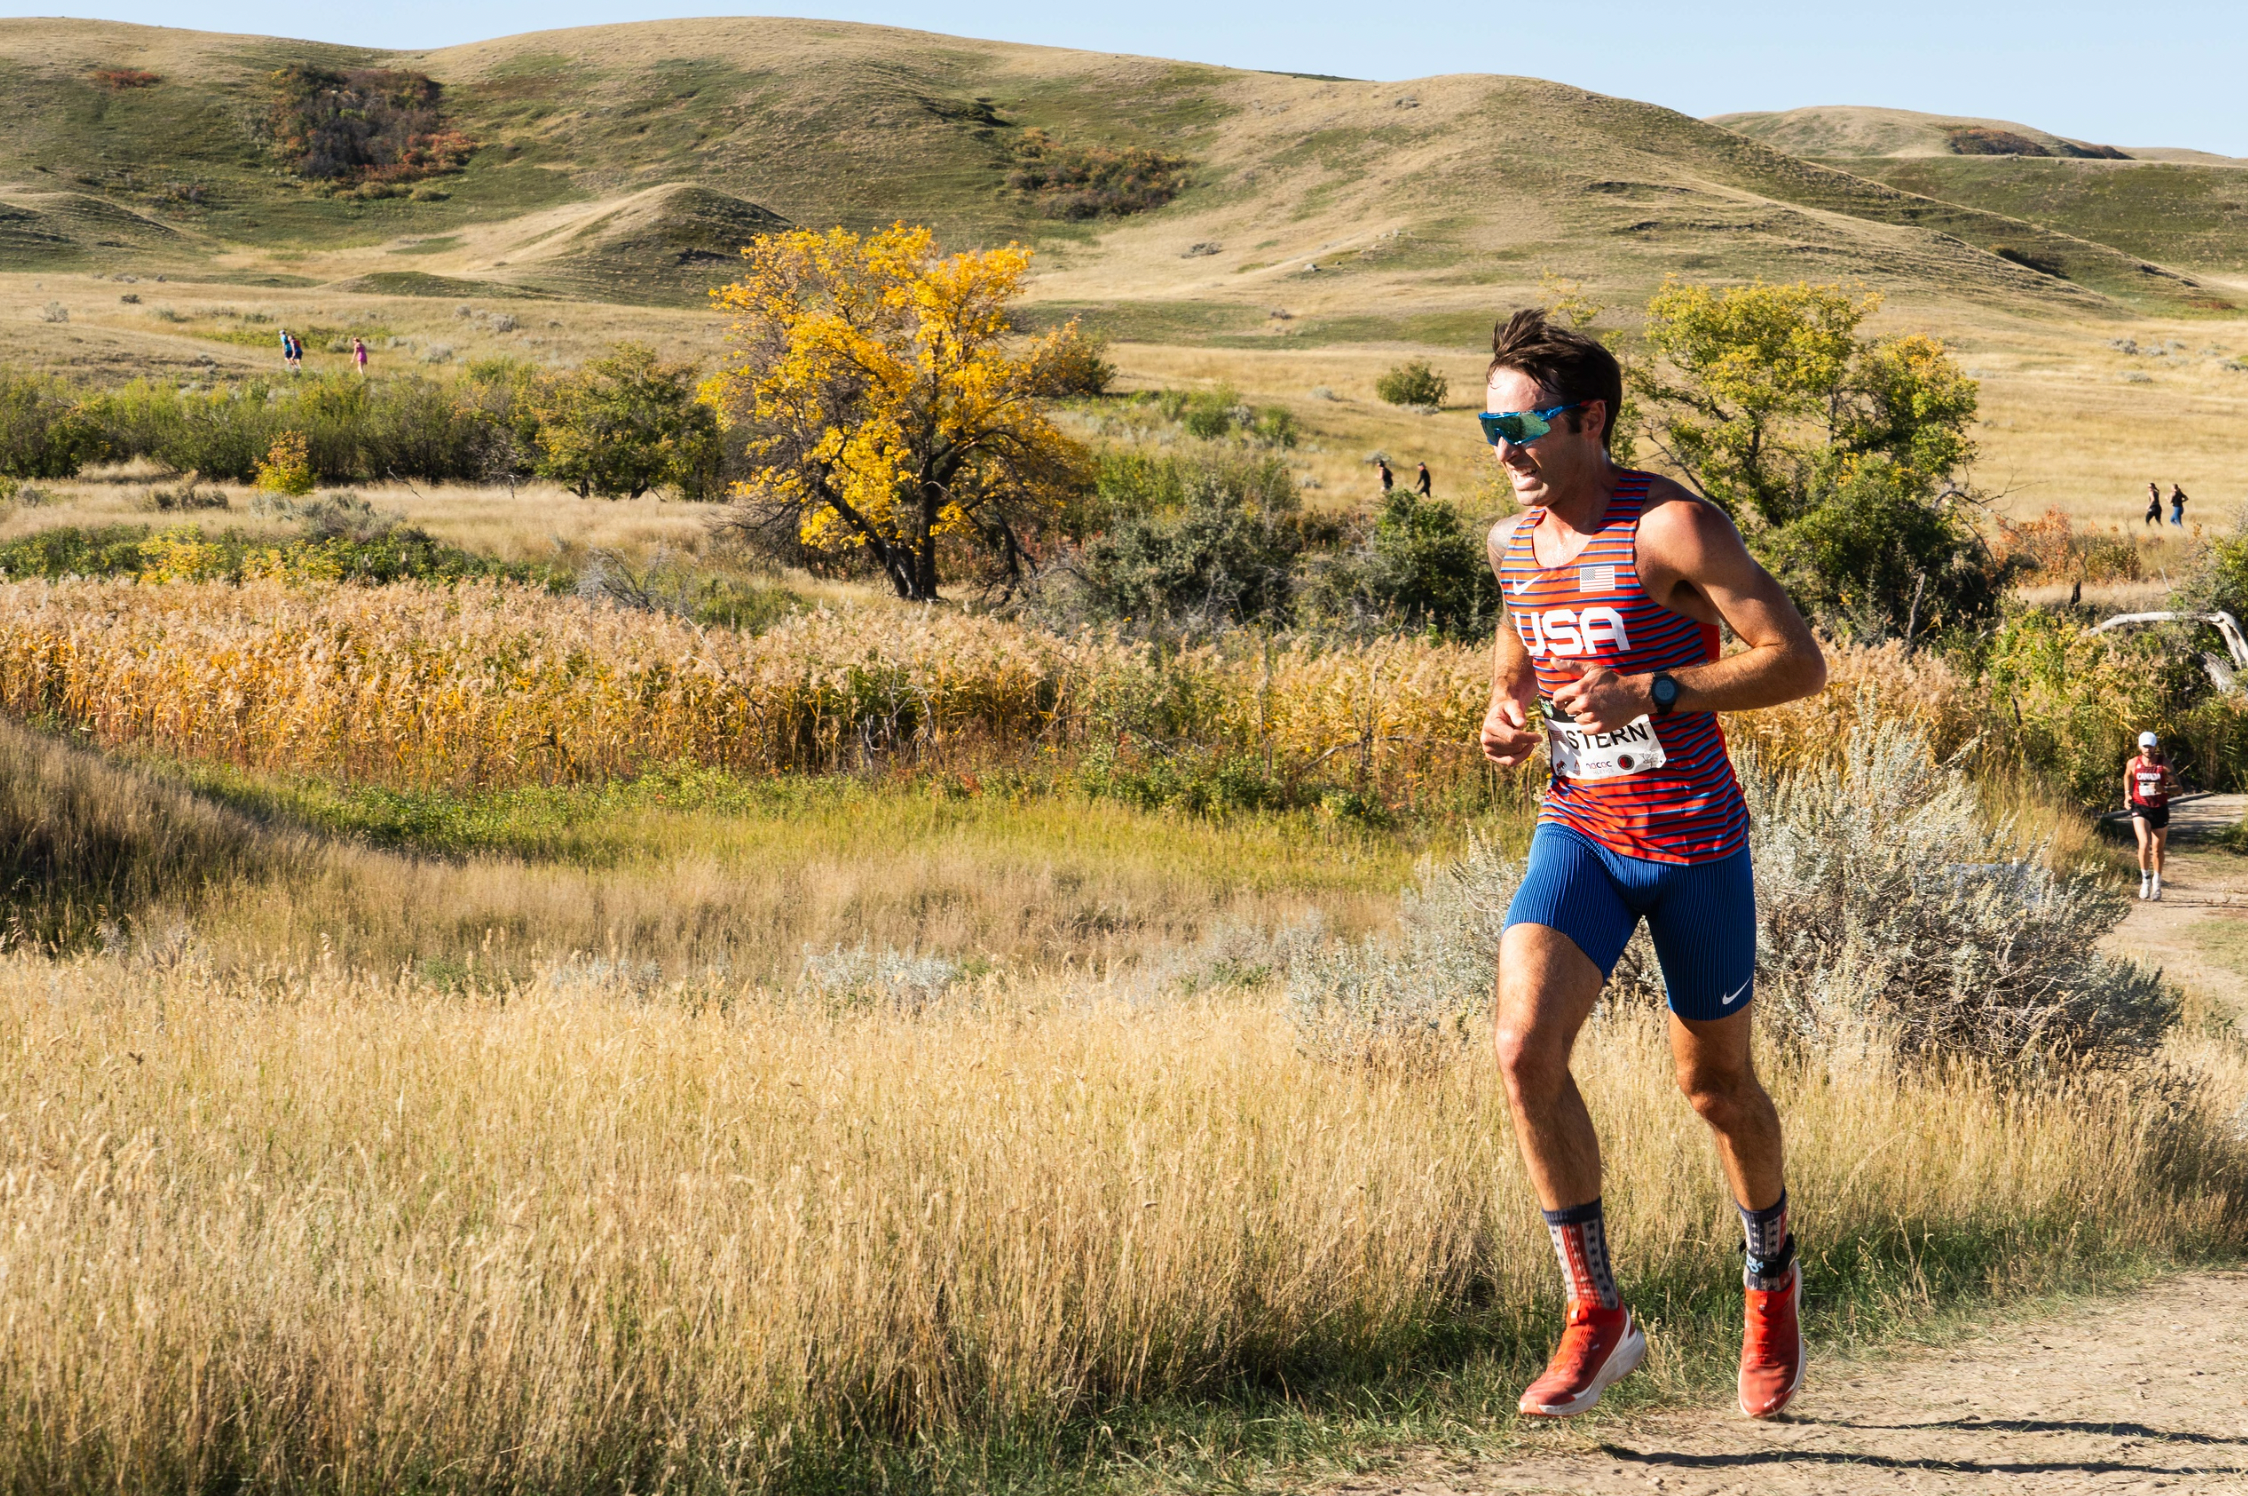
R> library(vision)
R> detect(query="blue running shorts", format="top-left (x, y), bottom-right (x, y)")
top-left (1503, 821), bottom-right (1757, 1022)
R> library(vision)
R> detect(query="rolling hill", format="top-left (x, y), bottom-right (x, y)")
top-left (0, 17), bottom-right (2239, 337)
top-left (1712, 106), bottom-right (2248, 275)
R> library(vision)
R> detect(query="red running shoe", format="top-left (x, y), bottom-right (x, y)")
top-left (1739, 1257), bottom-right (1805, 1419)
top-left (1518, 1301), bottom-right (1646, 1417)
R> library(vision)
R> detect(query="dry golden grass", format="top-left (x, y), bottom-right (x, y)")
top-left (0, 577), bottom-right (1495, 798)
top-left (2, 955), bottom-right (2240, 1494)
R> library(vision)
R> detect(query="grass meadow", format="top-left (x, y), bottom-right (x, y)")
top-left (5, 951), bottom-right (2243, 1496)
top-left (0, 497), bottom-right (2239, 1490)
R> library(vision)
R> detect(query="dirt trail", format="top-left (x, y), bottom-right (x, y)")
top-left (1333, 803), bottom-right (2248, 1496)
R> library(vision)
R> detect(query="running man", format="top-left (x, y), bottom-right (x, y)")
top-left (2127, 731), bottom-right (2180, 900)
top-left (2171, 484), bottom-right (2189, 527)
top-left (278, 327), bottom-right (295, 371)
top-left (1476, 308), bottom-right (1828, 1420)
top-left (1415, 461), bottom-right (1434, 497)
top-left (2145, 482), bottom-right (2162, 527)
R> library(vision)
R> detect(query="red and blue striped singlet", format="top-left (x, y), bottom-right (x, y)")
top-left (1496, 473), bottom-right (1749, 865)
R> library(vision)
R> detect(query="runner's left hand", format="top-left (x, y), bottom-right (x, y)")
top-left (1547, 661), bottom-right (1652, 734)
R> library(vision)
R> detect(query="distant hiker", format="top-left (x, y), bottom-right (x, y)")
top-left (2127, 731), bottom-right (2180, 900)
top-left (2144, 483), bottom-right (2162, 527)
top-left (352, 337), bottom-right (369, 377)
top-left (2171, 483), bottom-right (2189, 527)
top-left (1415, 461), bottom-right (1433, 497)
top-left (1378, 458), bottom-right (1394, 494)
top-left (278, 328), bottom-right (295, 371)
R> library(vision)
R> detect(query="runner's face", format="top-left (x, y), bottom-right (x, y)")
top-left (1485, 368), bottom-right (1606, 508)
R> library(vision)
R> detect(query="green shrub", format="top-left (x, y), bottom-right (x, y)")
top-left (1373, 360), bottom-right (1448, 410)
top-left (1757, 456), bottom-right (2012, 646)
top-left (1007, 129), bottom-right (1189, 219)
top-left (530, 344), bottom-right (722, 500)
top-left (1072, 451), bottom-right (1308, 631)
top-left (1303, 489), bottom-right (1501, 639)
top-left (0, 523), bottom-right (551, 589)
top-left (83, 374), bottom-right (505, 484)
top-left (0, 369), bottom-right (107, 478)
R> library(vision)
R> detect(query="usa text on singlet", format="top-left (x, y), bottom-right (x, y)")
top-left (1495, 472), bottom-right (1749, 865)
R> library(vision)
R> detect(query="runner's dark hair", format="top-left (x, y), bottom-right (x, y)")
top-left (1488, 309), bottom-right (1623, 451)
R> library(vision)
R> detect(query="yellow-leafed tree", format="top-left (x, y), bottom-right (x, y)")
top-left (702, 223), bottom-right (1095, 601)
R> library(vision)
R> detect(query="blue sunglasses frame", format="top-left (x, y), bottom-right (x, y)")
top-left (1479, 401), bottom-right (1583, 447)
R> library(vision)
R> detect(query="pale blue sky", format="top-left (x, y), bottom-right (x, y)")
top-left (17, 1), bottom-right (2248, 157)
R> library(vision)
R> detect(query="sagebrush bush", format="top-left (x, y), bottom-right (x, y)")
top-left (1288, 717), bottom-right (2172, 1073)
top-left (798, 943), bottom-right (962, 1010)
top-left (1286, 834), bottom-right (1512, 1064)
top-left (1745, 717), bottom-right (2176, 1067)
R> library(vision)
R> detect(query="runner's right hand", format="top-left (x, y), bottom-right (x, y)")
top-left (1481, 696), bottom-right (1541, 767)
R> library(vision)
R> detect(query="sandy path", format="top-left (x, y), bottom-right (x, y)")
top-left (1327, 804), bottom-right (2248, 1496)
top-left (1335, 1272), bottom-right (2248, 1495)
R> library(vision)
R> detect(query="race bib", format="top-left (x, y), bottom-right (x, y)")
top-left (1542, 699), bottom-right (1667, 781)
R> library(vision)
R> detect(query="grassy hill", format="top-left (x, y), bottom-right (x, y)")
top-left (1712, 105), bottom-right (2248, 276)
top-left (1709, 104), bottom-right (2131, 159)
top-left (0, 16), bottom-right (2238, 334)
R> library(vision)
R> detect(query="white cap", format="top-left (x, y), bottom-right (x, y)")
top-left (2138, 731), bottom-right (2159, 747)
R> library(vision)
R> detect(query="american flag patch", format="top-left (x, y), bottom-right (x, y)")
top-left (1578, 564), bottom-right (1617, 592)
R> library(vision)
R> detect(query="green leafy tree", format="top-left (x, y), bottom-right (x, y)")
top-left (1631, 279), bottom-right (1992, 642)
top-left (1633, 281), bottom-right (1876, 526)
top-left (1757, 457), bottom-right (2008, 644)
top-left (532, 344), bottom-right (722, 500)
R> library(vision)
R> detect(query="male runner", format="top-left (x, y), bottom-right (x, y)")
top-left (1475, 309), bottom-right (1828, 1420)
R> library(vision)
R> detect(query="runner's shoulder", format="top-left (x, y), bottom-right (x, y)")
top-left (1487, 511), bottom-right (1533, 569)
top-left (1632, 472), bottom-right (1749, 565)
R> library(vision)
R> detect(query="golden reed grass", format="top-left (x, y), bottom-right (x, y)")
top-left (2, 957), bottom-right (2240, 1493)
top-left (0, 578), bottom-right (1489, 794)
top-left (0, 575), bottom-right (1989, 799)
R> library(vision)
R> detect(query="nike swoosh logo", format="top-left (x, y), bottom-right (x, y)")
top-left (1718, 981), bottom-right (1750, 1010)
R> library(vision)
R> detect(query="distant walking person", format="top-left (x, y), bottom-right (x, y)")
top-left (2171, 483), bottom-right (2189, 527)
top-left (352, 336), bottom-right (369, 377)
top-left (278, 328), bottom-right (295, 371)
top-left (2127, 732), bottom-right (2181, 900)
top-left (1378, 458), bottom-right (1394, 494)
top-left (2144, 481), bottom-right (2162, 527)
top-left (1415, 461), bottom-right (1433, 497)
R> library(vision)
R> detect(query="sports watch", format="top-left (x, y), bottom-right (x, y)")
top-left (1649, 672), bottom-right (1680, 716)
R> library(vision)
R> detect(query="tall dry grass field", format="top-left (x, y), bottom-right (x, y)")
top-left (3, 957), bottom-right (2241, 1495)
top-left (0, 578), bottom-right (1494, 800)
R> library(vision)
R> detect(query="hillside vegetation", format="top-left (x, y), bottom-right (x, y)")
top-left (0, 16), bottom-right (2235, 327)
top-left (1714, 105), bottom-right (2248, 277)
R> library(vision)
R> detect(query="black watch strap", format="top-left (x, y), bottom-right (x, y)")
top-left (1650, 672), bottom-right (1679, 715)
